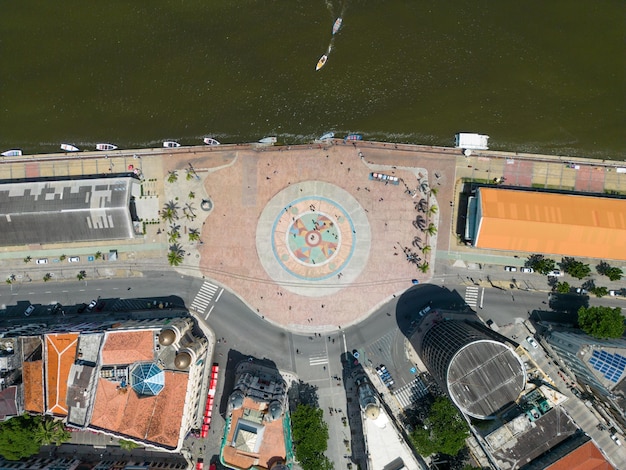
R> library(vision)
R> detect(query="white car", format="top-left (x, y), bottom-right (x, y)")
top-left (609, 290), bottom-right (620, 297)
top-left (521, 267), bottom-right (534, 273)
top-left (610, 434), bottom-right (622, 446)
top-left (87, 299), bottom-right (97, 311)
top-left (526, 336), bottom-right (539, 349)
top-left (36, 258), bottom-right (48, 264)
top-left (68, 256), bottom-right (80, 263)
top-left (504, 266), bottom-right (517, 272)
top-left (547, 270), bottom-right (563, 277)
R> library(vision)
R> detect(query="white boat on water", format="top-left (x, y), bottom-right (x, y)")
top-left (332, 18), bottom-right (342, 35)
top-left (203, 137), bottom-right (221, 146)
top-left (61, 143), bottom-right (80, 152)
top-left (319, 132), bottom-right (334, 141)
top-left (1, 149), bottom-right (22, 157)
top-left (96, 143), bottom-right (117, 151)
top-left (316, 54), bottom-right (328, 71)
top-left (163, 141), bottom-right (181, 148)
top-left (258, 136), bottom-right (277, 144)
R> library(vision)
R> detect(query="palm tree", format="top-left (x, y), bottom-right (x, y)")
top-left (186, 169), bottom-right (194, 181)
top-left (168, 244), bottom-right (185, 266)
top-left (77, 270), bottom-right (86, 281)
top-left (34, 417), bottom-right (70, 446)
top-left (188, 229), bottom-right (201, 242)
top-left (188, 191), bottom-right (195, 199)
top-left (418, 262), bottom-right (430, 273)
top-left (426, 223), bottom-right (437, 236)
top-left (95, 251), bottom-right (103, 260)
top-left (43, 273), bottom-right (52, 282)
top-left (59, 254), bottom-right (67, 261)
top-left (421, 245), bottom-right (432, 254)
top-left (168, 230), bottom-right (180, 244)
top-left (24, 256), bottom-right (32, 263)
top-left (167, 171), bottom-right (178, 183)
top-left (428, 205), bottom-right (438, 215)
top-left (430, 187), bottom-right (439, 196)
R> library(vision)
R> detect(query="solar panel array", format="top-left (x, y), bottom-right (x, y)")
top-left (589, 350), bottom-right (626, 383)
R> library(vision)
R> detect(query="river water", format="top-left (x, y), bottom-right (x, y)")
top-left (1, 0), bottom-right (624, 159)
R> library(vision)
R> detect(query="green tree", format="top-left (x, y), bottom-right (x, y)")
top-left (410, 397), bottom-right (469, 457)
top-left (561, 257), bottom-right (591, 279)
top-left (555, 281), bottom-right (570, 294)
top-left (421, 245), bottom-right (431, 254)
top-left (592, 286), bottom-right (609, 298)
top-left (188, 228), bottom-right (201, 242)
top-left (0, 414), bottom-right (42, 460)
top-left (291, 404), bottom-right (334, 470)
top-left (188, 191), bottom-right (195, 199)
top-left (23, 256), bottom-right (32, 263)
top-left (167, 171), bottom-right (178, 183)
top-left (77, 270), bottom-right (87, 281)
top-left (95, 251), bottom-right (103, 260)
top-left (428, 205), bottom-right (438, 215)
top-left (59, 254), bottom-right (66, 261)
top-left (119, 439), bottom-right (140, 450)
top-left (578, 306), bottom-right (624, 339)
top-left (597, 262), bottom-right (623, 281)
top-left (168, 244), bottom-right (185, 266)
top-left (526, 254), bottom-right (556, 275)
top-left (430, 187), bottom-right (439, 196)
top-left (43, 273), bottom-right (52, 282)
top-left (33, 417), bottom-right (70, 446)
top-left (426, 223), bottom-right (437, 236)
top-left (418, 262), bottom-right (430, 273)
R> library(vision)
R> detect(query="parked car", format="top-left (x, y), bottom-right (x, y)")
top-left (504, 266), bottom-right (517, 272)
top-left (68, 256), bottom-right (80, 263)
top-left (547, 270), bottom-right (563, 277)
top-left (609, 290), bottom-right (621, 297)
top-left (24, 305), bottom-right (35, 316)
top-left (526, 336), bottom-right (539, 349)
top-left (576, 288), bottom-right (588, 295)
top-left (610, 434), bottom-right (622, 446)
top-left (87, 299), bottom-right (97, 311)
top-left (36, 258), bottom-right (48, 264)
top-left (520, 267), bottom-right (534, 273)
top-left (418, 305), bottom-right (431, 317)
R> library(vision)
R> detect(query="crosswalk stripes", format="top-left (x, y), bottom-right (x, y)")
top-left (309, 353), bottom-right (329, 367)
top-left (464, 286), bottom-right (480, 308)
top-left (393, 377), bottom-right (429, 409)
top-left (190, 282), bottom-right (220, 315)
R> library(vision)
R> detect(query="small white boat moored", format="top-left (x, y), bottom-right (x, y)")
top-left (316, 54), bottom-right (328, 71)
top-left (163, 141), bottom-right (181, 148)
top-left (203, 137), bottom-right (221, 146)
top-left (61, 144), bottom-right (80, 152)
top-left (258, 136), bottom-right (277, 144)
top-left (1, 149), bottom-right (22, 157)
top-left (319, 132), bottom-right (334, 141)
top-left (96, 143), bottom-right (118, 151)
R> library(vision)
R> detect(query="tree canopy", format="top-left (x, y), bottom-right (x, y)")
top-left (526, 254), bottom-right (556, 275)
top-left (0, 414), bottom-right (70, 460)
top-left (578, 306), bottom-right (624, 339)
top-left (410, 397), bottom-right (469, 457)
top-left (291, 404), bottom-right (333, 470)
top-left (596, 261), bottom-right (623, 281)
top-left (560, 257), bottom-right (591, 280)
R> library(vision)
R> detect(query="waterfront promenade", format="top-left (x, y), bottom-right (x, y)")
top-left (0, 141), bottom-right (624, 331)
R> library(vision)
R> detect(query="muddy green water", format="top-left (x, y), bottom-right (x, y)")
top-left (1, 0), bottom-right (624, 159)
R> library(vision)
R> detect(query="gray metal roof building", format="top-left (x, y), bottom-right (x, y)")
top-left (0, 175), bottom-right (139, 246)
top-left (413, 315), bottom-right (526, 419)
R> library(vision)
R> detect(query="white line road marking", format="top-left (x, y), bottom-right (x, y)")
top-left (309, 354), bottom-right (329, 366)
top-left (215, 288), bottom-right (224, 303)
top-left (204, 305), bottom-right (215, 320)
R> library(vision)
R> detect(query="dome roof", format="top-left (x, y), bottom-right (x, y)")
top-left (130, 362), bottom-right (165, 396)
top-left (364, 403), bottom-right (380, 420)
top-left (158, 328), bottom-right (177, 346)
top-left (267, 401), bottom-right (282, 422)
top-left (174, 351), bottom-right (192, 369)
top-left (229, 390), bottom-right (244, 410)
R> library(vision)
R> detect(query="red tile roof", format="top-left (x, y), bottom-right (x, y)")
top-left (546, 440), bottom-right (613, 470)
top-left (101, 331), bottom-right (155, 365)
top-left (90, 371), bottom-right (188, 449)
top-left (23, 360), bottom-right (44, 413)
top-left (45, 333), bottom-right (79, 416)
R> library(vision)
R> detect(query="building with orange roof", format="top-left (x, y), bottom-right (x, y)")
top-left (221, 362), bottom-right (291, 470)
top-left (521, 435), bottom-right (613, 470)
top-left (22, 360), bottom-right (44, 413)
top-left (8, 312), bottom-right (211, 452)
top-left (45, 333), bottom-right (79, 416)
top-left (468, 187), bottom-right (626, 260)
